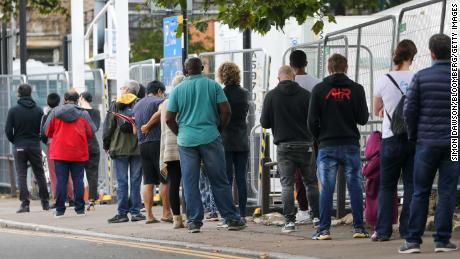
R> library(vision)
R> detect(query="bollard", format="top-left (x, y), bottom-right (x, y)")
top-left (260, 130), bottom-right (271, 215)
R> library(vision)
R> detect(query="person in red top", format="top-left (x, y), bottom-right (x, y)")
top-left (44, 90), bottom-right (96, 218)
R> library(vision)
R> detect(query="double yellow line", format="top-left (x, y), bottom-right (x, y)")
top-left (0, 228), bottom-right (250, 259)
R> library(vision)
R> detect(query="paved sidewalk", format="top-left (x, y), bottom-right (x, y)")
top-left (0, 198), bottom-right (459, 259)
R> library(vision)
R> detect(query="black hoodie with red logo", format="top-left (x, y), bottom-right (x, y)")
top-left (307, 73), bottom-right (369, 147)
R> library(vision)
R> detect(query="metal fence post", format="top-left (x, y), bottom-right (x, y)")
top-left (260, 131), bottom-right (271, 215)
top-left (7, 155), bottom-right (16, 197)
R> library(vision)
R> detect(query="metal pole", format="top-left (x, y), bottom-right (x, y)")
top-left (260, 133), bottom-right (271, 215)
top-left (355, 28), bottom-right (362, 83)
top-left (440, 0), bottom-right (447, 34)
top-left (1, 23), bottom-right (6, 74)
top-left (63, 36), bottom-right (69, 71)
top-left (182, 9), bottom-right (189, 72)
top-left (19, 0), bottom-right (27, 75)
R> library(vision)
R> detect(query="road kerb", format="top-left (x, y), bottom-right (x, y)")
top-left (0, 218), bottom-right (319, 259)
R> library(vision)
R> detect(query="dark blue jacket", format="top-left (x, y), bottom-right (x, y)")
top-left (403, 61), bottom-right (452, 147)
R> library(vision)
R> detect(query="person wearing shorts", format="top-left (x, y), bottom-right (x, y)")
top-left (134, 80), bottom-right (172, 223)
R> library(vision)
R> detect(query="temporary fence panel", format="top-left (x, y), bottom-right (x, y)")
top-left (324, 16), bottom-right (396, 116)
top-left (199, 49), bottom-right (271, 205)
top-left (129, 59), bottom-right (156, 87)
top-left (0, 75), bottom-right (27, 188)
top-left (397, 0), bottom-right (448, 71)
top-left (27, 72), bottom-right (71, 108)
top-left (160, 56), bottom-right (183, 93)
top-left (282, 39), bottom-right (324, 79)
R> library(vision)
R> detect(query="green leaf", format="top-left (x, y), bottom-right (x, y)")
top-left (312, 20), bottom-right (324, 35)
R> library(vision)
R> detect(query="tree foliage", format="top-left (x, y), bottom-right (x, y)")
top-left (150, 0), bottom-right (335, 35)
top-left (0, 0), bottom-right (67, 21)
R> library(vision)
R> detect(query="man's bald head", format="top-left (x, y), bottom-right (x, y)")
top-left (184, 57), bottom-right (203, 75)
top-left (278, 65), bottom-right (295, 81)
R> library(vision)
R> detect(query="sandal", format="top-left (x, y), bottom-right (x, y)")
top-left (146, 218), bottom-right (160, 224)
top-left (86, 201), bottom-right (96, 211)
top-left (161, 217), bottom-right (174, 223)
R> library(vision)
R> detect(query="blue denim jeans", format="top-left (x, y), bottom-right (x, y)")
top-left (113, 156), bottom-right (143, 216)
top-left (54, 160), bottom-right (85, 214)
top-left (375, 136), bottom-right (415, 238)
top-left (406, 145), bottom-right (460, 244)
top-left (179, 137), bottom-right (240, 226)
top-left (317, 145), bottom-right (364, 231)
top-left (225, 151), bottom-right (249, 217)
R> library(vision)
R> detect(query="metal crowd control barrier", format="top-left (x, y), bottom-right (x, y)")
top-left (27, 72), bottom-right (71, 108)
top-left (0, 75), bottom-right (27, 190)
top-left (397, 0), bottom-right (448, 71)
top-left (129, 59), bottom-right (156, 86)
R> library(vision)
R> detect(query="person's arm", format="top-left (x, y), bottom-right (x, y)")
top-left (259, 93), bottom-right (272, 129)
top-left (403, 74), bottom-right (420, 142)
top-left (44, 110), bottom-right (56, 139)
top-left (218, 101), bottom-right (231, 133)
top-left (4, 108), bottom-right (14, 143)
top-left (166, 111), bottom-right (179, 135)
top-left (307, 88), bottom-right (320, 140)
top-left (40, 113), bottom-right (49, 144)
top-left (373, 76), bottom-right (384, 118)
top-left (373, 97), bottom-right (384, 118)
top-left (81, 111), bottom-right (96, 138)
top-left (355, 85), bottom-right (369, 125)
top-left (141, 110), bottom-right (161, 135)
top-left (102, 111), bottom-right (116, 151)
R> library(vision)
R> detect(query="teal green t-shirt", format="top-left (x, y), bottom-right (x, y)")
top-left (167, 74), bottom-right (228, 147)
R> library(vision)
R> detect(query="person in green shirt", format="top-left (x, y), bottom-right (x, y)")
top-left (166, 57), bottom-right (246, 233)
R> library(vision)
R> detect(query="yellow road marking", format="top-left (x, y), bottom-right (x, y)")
top-left (0, 228), bottom-right (250, 259)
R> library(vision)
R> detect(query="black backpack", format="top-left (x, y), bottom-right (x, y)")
top-left (113, 100), bottom-right (137, 134)
top-left (384, 74), bottom-right (407, 136)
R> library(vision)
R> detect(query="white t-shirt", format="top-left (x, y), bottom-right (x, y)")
top-left (374, 70), bottom-right (415, 138)
top-left (295, 74), bottom-right (321, 93)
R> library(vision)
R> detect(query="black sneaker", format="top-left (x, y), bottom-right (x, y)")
top-left (131, 214), bottom-right (146, 222)
top-left (227, 219), bottom-right (247, 231)
top-left (398, 241), bottom-right (421, 254)
top-left (54, 211), bottom-right (65, 219)
top-left (312, 229), bottom-right (331, 240)
top-left (371, 232), bottom-right (390, 242)
top-left (107, 214), bottom-right (129, 224)
top-left (41, 200), bottom-right (50, 211)
top-left (76, 210), bottom-right (86, 217)
top-left (188, 223), bottom-right (201, 233)
top-left (435, 242), bottom-right (458, 253)
top-left (352, 227), bottom-right (370, 238)
top-left (68, 200), bottom-right (75, 207)
top-left (16, 205), bottom-right (30, 213)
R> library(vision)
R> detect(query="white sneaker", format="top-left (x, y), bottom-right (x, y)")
top-left (295, 210), bottom-right (312, 225)
top-left (312, 217), bottom-right (320, 228)
top-left (281, 222), bottom-right (296, 233)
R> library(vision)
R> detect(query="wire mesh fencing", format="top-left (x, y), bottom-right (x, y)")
top-left (129, 59), bottom-right (156, 87)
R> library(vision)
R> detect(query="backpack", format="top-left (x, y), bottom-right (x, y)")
top-left (384, 74), bottom-right (407, 136)
top-left (114, 101), bottom-right (137, 134)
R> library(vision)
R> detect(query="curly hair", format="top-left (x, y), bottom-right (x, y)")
top-left (217, 62), bottom-right (241, 86)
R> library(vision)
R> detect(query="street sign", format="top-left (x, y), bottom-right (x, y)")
top-left (163, 16), bottom-right (183, 58)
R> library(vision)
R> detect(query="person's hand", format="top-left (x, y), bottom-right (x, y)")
top-left (141, 124), bottom-right (150, 135)
top-left (378, 108), bottom-right (384, 118)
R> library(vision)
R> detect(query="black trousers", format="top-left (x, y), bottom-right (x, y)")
top-left (167, 161), bottom-right (182, 215)
top-left (85, 146), bottom-right (100, 201)
top-left (13, 146), bottom-right (49, 206)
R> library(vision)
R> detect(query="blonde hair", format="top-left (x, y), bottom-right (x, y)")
top-left (171, 71), bottom-right (185, 87)
top-left (278, 65), bottom-right (295, 80)
top-left (217, 62), bottom-right (241, 86)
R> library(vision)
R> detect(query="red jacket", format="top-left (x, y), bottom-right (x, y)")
top-left (44, 104), bottom-right (96, 162)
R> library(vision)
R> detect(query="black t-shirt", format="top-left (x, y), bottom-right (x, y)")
top-left (222, 85), bottom-right (249, 152)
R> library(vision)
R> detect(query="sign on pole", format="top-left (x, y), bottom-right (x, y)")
top-left (163, 15), bottom-right (183, 88)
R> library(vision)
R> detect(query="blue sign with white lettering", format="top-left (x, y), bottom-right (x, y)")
top-left (163, 16), bottom-right (182, 58)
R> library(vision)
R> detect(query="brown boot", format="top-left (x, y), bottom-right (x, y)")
top-left (173, 215), bottom-right (185, 229)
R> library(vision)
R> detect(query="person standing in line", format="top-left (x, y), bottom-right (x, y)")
top-left (399, 34), bottom-right (459, 254)
top-left (218, 62), bottom-right (250, 222)
top-left (41, 93), bottom-right (75, 209)
top-left (44, 90), bottom-right (96, 217)
top-left (103, 80), bottom-right (145, 223)
top-left (79, 92), bottom-right (101, 211)
top-left (289, 50), bottom-right (322, 225)
top-left (166, 57), bottom-right (246, 233)
top-left (260, 65), bottom-right (320, 233)
top-left (156, 73), bottom-right (186, 228)
top-left (372, 40), bottom-right (417, 241)
top-left (134, 80), bottom-right (173, 224)
top-left (308, 54), bottom-right (369, 240)
top-left (5, 84), bottom-right (50, 213)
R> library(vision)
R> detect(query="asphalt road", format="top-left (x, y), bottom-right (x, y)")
top-left (0, 228), bottom-right (251, 259)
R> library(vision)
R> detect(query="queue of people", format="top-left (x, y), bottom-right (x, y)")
top-left (3, 33), bottom-right (457, 254)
